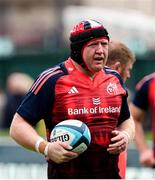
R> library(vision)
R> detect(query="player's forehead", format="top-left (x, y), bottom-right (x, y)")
top-left (87, 37), bottom-right (109, 45)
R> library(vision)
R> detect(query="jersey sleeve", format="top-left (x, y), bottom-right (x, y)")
top-left (132, 80), bottom-right (149, 110)
top-left (117, 95), bottom-right (130, 126)
top-left (17, 66), bottom-right (64, 126)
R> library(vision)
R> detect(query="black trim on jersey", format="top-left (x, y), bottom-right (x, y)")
top-left (17, 63), bottom-right (69, 127)
top-left (104, 67), bottom-right (127, 92)
top-left (133, 80), bottom-right (149, 110)
top-left (117, 96), bottom-right (130, 126)
top-left (59, 62), bottom-right (69, 75)
top-left (104, 67), bottom-right (130, 125)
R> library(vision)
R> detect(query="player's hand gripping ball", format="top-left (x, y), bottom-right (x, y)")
top-left (50, 119), bottom-right (91, 154)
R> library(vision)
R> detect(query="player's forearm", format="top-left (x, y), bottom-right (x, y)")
top-left (10, 113), bottom-right (44, 152)
top-left (117, 116), bottom-right (135, 143)
top-left (130, 104), bottom-right (148, 153)
top-left (134, 120), bottom-right (148, 153)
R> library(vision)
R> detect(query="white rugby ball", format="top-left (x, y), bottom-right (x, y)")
top-left (50, 119), bottom-right (91, 154)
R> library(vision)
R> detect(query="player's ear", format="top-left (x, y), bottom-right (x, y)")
top-left (115, 61), bottom-right (121, 72)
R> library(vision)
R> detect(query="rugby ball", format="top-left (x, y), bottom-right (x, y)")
top-left (50, 119), bottom-right (91, 154)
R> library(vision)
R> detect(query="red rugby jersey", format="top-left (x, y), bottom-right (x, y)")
top-left (133, 73), bottom-right (155, 159)
top-left (17, 58), bottom-right (130, 178)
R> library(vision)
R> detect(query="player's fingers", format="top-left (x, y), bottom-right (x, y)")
top-left (107, 143), bottom-right (126, 154)
top-left (56, 140), bottom-right (72, 150)
top-left (64, 151), bottom-right (78, 158)
top-left (109, 138), bottom-right (124, 148)
top-left (110, 131), bottom-right (124, 143)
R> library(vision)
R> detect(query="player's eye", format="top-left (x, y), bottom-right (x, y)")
top-left (88, 42), bottom-right (98, 47)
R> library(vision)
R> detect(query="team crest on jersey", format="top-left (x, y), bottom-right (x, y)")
top-left (106, 83), bottom-right (118, 95)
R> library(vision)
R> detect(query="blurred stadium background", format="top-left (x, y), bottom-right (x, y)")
top-left (0, 0), bottom-right (155, 179)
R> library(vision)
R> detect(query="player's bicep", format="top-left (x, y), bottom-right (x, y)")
top-left (130, 103), bottom-right (146, 122)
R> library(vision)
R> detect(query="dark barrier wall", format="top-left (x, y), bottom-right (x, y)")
top-left (0, 53), bottom-right (155, 91)
top-left (0, 52), bottom-right (68, 89)
top-left (126, 57), bottom-right (155, 91)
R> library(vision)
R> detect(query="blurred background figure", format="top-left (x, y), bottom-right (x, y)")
top-left (106, 41), bottom-right (136, 83)
top-left (106, 40), bottom-right (136, 179)
top-left (130, 73), bottom-right (155, 168)
top-left (1, 72), bottom-right (34, 129)
top-left (0, 85), bottom-right (6, 128)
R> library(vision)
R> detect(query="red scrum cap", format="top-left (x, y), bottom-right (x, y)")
top-left (70, 19), bottom-right (109, 66)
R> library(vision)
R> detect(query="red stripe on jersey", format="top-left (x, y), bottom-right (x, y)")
top-left (148, 78), bottom-right (155, 143)
top-left (136, 73), bottom-right (155, 90)
top-left (32, 70), bottom-right (62, 95)
top-left (30, 67), bottom-right (60, 93)
top-left (148, 79), bottom-right (155, 113)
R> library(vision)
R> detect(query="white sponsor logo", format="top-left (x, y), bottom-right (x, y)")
top-left (68, 106), bottom-right (120, 115)
top-left (92, 97), bottom-right (101, 105)
top-left (107, 83), bottom-right (118, 95)
top-left (68, 86), bottom-right (79, 94)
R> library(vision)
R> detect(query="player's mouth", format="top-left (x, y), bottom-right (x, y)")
top-left (94, 57), bottom-right (103, 61)
top-left (94, 57), bottom-right (104, 62)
